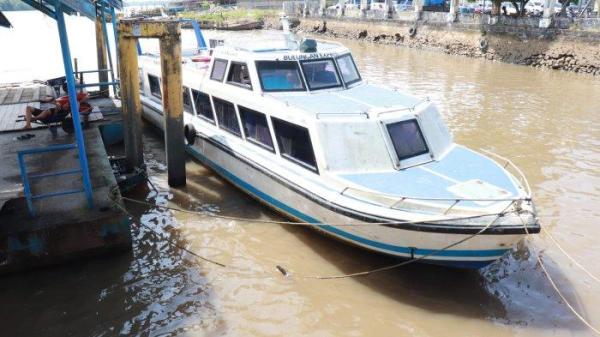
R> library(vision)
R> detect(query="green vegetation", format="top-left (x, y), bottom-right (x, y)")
top-left (0, 0), bottom-right (31, 11)
top-left (178, 8), bottom-right (279, 24)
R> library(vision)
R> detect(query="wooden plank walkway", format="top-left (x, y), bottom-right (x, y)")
top-left (0, 84), bottom-right (54, 105)
top-left (0, 103), bottom-right (105, 132)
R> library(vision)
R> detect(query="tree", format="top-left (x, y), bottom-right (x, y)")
top-left (509, 0), bottom-right (531, 16)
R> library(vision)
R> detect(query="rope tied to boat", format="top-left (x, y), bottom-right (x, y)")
top-left (118, 195), bottom-right (521, 229)
top-left (108, 186), bottom-right (518, 279)
top-left (517, 212), bottom-right (600, 335)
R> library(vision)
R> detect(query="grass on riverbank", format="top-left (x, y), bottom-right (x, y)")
top-left (178, 9), bottom-right (279, 24)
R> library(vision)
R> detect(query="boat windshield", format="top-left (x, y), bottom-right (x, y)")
top-left (256, 61), bottom-right (306, 92)
top-left (386, 119), bottom-right (429, 161)
top-left (336, 54), bottom-right (361, 85)
top-left (300, 59), bottom-right (342, 90)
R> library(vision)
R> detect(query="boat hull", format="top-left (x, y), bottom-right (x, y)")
top-left (184, 134), bottom-right (522, 269)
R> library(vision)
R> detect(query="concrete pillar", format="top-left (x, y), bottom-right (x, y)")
top-left (320, 0), bottom-right (327, 16)
top-left (447, 0), bottom-right (459, 22)
top-left (414, 0), bottom-right (424, 19)
top-left (539, 0), bottom-right (556, 28)
top-left (338, 0), bottom-right (346, 17)
top-left (385, 0), bottom-right (395, 18)
top-left (361, 0), bottom-right (369, 18)
top-left (159, 29), bottom-right (186, 187)
top-left (117, 33), bottom-right (144, 171)
top-left (95, 13), bottom-right (109, 97)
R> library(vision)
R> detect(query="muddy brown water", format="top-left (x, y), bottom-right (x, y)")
top-left (1, 11), bottom-right (600, 337)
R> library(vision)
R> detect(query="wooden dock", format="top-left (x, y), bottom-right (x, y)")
top-left (0, 84), bottom-right (104, 133)
top-left (0, 85), bottom-right (131, 274)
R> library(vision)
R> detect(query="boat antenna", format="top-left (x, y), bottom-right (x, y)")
top-left (280, 16), bottom-right (298, 50)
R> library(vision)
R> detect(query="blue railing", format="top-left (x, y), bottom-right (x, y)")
top-left (17, 143), bottom-right (90, 216)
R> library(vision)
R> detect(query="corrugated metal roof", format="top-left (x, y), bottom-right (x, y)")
top-left (20, 0), bottom-right (122, 20)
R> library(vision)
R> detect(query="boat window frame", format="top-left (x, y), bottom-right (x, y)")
top-left (148, 74), bottom-right (162, 99)
top-left (182, 86), bottom-right (193, 113)
top-left (271, 117), bottom-right (319, 173)
top-left (210, 58), bottom-right (229, 82)
top-left (191, 88), bottom-right (215, 124)
top-left (335, 53), bottom-right (362, 86)
top-left (299, 58), bottom-right (343, 91)
top-left (380, 116), bottom-right (433, 170)
top-left (212, 96), bottom-right (242, 137)
top-left (255, 60), bottom-right (307, 93)
top-left (226, 61), bottom-right (253, 90)
top-left (238, 106), bottom-right (275, 153)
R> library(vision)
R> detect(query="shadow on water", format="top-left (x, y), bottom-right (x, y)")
top-left (280, 221), bottom-right (590, 332)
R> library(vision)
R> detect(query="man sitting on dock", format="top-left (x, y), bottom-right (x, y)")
top-left (23, 95), bottom-right (68, 129)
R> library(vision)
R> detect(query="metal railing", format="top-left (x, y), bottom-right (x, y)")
top-left (17, 144), bottom-right (90, 216)
top-left (339, 149), bottom-right (532, 215)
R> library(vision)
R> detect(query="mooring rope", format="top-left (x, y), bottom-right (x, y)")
top-left (540, 227), bottom-right (600, 285)
top-left (110, 188), bottom-right (516, 280)
top-left (302, 201), bottom-right (514, 280)
top-left (119, 195), bottom-right (515, 228)
top-left (111, 199), bottom-right (227, 267)
top-left (517, 213), bottom-right (600, 335)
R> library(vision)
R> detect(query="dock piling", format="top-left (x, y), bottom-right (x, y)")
top-left (95, 7), bottom-right (109, 97)
top-left (160, 30), bottom-right (186, 187)
top-left (118, 19), bottom-right (186, 186)
top-left (117, 27), bottom-right (144, 172)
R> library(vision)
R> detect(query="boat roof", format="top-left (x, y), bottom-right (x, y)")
top-left (212, 38), bottom-right (350, 62)
top-left (274, 84), bottom-right (423, 118)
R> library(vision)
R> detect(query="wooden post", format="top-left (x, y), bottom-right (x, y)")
top-left (117, 30), bottom-right (144, 171)
top-left (159, 24), bottom-right (186, 187)
top-left (95, 11), bottom-right (109, 97)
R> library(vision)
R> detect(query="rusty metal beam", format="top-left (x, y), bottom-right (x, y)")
top-left (117, 18), bottom-right (185, 186)
top-left (159, 33), bottom-right (186, 187)
top-left (117, 29), bottom-right (143, 171)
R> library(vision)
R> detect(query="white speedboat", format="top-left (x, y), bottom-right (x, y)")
top-left (138, 22), bottom-right (539, 268)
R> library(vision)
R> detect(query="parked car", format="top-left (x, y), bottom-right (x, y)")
top-left (501, 2), bottom-right (518, 15)
top-left (525, 0), bottom-right (544, 15)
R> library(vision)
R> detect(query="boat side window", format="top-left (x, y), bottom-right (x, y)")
top-left (239, 106), bottom-right (274, 152)
top-left (271, 117), bottom-right (318, 172)
top-left (210, 58), bottom-right (228, 82)
top-left (182, 86), bottom-right (193, 113)
top-left (386, 119), bottom-right (429, 161)
top-left (148, 74), bottom-right (161, 99)
top-left (336, 54), bottom-right (361, 85)
top-left (255, 61), bottom-right (305, 92)
top-left (213, 97), bottom-right (241, 136)
top-left (227, 62), bottom-right (252, 89)
top-left (300, 58), bottom-right (342, 90)
top-left (191, 89), bottom-right (214, 122)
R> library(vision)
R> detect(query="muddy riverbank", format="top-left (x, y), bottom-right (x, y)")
top-left (272, 17), bottom-right (600, 76)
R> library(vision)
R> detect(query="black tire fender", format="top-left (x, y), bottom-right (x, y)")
top-left (184, 123), bottom-right (196, 145)
top-left (479, 38), bottom-right (489, 51)
top-left (408, 26), bottom-right (417, 37)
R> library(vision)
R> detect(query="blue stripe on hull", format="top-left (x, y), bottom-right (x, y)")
top-left (186, 145), bottom-right (509, 268)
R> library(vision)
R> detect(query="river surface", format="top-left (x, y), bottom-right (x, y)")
top-left (1, 11), bottom-right (600, 337)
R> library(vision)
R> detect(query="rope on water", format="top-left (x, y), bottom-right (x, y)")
top-left (517, 213), bottom-right (600, 335)
top-left (114, 187), bottom-right (516, 280)
top-left (119, 195), bottom-right (514, 228)
top-left (303, 201), bottom-right (515, 279)
top-left (540, 227), bottom-right (600, 285)
top-left (111, 197), bottom-right (227, 268)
